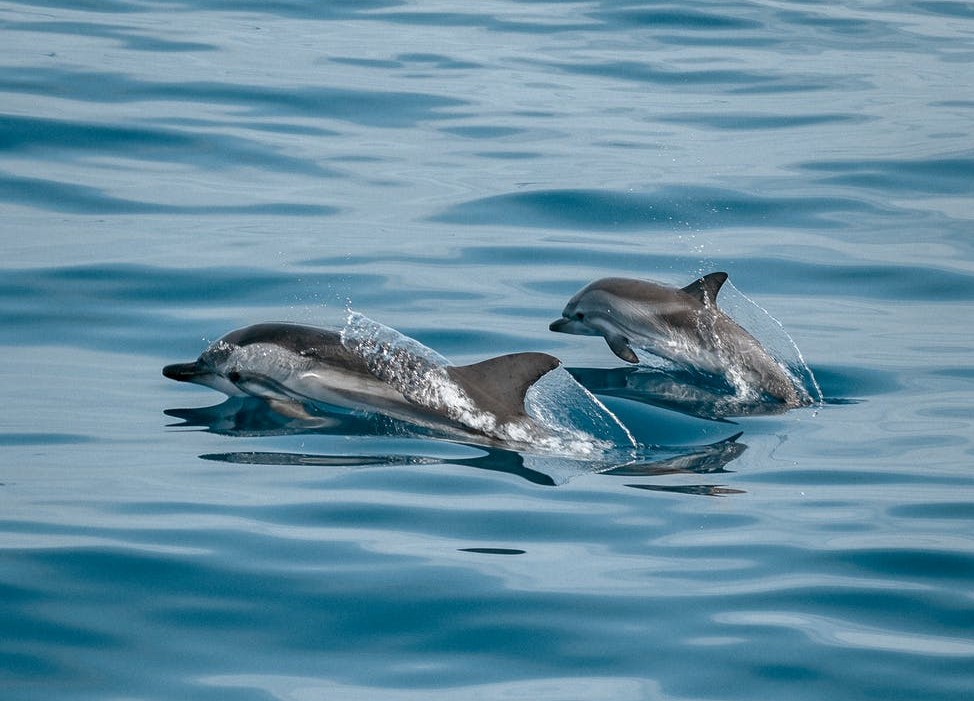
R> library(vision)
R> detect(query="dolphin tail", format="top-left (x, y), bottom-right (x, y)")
top-left (681, 271), bottom-right (728, 304)
top-left (445, 352), bottom-right (561, 423)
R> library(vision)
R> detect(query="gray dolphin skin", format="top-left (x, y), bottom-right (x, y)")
top-left (163, 322), bottom-right (561, 441)
top-left (549, 273), bottom-right (802, 405)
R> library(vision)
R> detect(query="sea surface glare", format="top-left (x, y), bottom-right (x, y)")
top-left (1, 2), bottom-right (973, 700)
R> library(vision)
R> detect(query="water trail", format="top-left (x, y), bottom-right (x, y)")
top-left (526, 366), bottom-right (637, 452)
top-left (717, 281), bottom-right (824, 404)
top-left (340, 311), bottom-right (635, 456)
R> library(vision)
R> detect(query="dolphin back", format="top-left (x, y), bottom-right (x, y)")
top-left (445, 352), bottom-right (561, 424)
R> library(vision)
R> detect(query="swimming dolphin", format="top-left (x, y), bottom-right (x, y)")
top-left (549, 273), bottom-right (802, 405)
top-left (163, 322), bottom-right (561, 443)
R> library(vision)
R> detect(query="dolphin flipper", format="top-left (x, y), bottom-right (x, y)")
top-left (266, 398), bottom-right (317, 421)
top-left (446, 352), bottom-right (560, 423)
top-left (606, 334), bottom-right (639, 364)
top-left (228, 369), bottom-right (304, 402)
top-left (221, 369), bottom-right (319, 419)
top-left (681, 272), bottom-right (728, 304)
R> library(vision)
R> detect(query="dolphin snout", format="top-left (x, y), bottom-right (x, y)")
top-left (549, 317), bottom-right (600, 336)
top-left (549, 317), bottom-right (572, 333)
top-left (163, 361), bottom-right (204, 382)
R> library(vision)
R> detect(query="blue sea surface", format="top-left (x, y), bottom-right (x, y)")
top-left (2, 1), bottom-right (973, 699)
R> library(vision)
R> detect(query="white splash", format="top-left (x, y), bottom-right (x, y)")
top-left (340, 311), bottom-right (633, 456)
top-left (716, 281), bottom-right (823, 404)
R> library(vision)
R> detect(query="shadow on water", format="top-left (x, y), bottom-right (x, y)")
top-left (165, 398), bottom-right (748, 492)
top-left (568, 366), bottom-right (802, 421)
top-left (567, 362), bottom-right (863, 422)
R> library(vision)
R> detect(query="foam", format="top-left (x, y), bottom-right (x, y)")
top-left (715, 282), bottom-right (823, 404)
top-left (340, 311), bottom-right (633, 456)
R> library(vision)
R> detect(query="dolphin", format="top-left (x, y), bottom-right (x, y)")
top-left (549, 273), bottom-right (802, 405)
top-left (163, 322), bottom-right (561, 444)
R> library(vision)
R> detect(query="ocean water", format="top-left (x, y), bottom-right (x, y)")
top-left (2, 1), bottom-right (973, 699)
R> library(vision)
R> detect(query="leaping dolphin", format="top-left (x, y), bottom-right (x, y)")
top-left (163, 322), bottom-right (561, 445)
top-left (549, 273), bottom-right (803, 406)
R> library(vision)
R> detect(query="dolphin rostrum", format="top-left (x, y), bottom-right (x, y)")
top-left (163, 322), bottom-right (562, 444)
top-left (549, 273), bottom-right (803, 405)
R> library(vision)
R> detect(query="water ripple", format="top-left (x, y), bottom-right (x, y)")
top-left (799, 155), bottom-right (974, 195)
top-left (656, 112), bottom-right (869, 130)
top-left (0, 67), bottom-right (466, 127)
top-left (431, 186), bottom-right (884, 231)
top-left (3, 2), bottom-right (974, 700)
top-left (0, 114), bottom-right (337, 177)
top-left (5, 20), bottom-right (217, 52)
top-left (0, 172), bottom-right (338, 216)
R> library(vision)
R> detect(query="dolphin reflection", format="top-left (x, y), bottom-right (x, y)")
top-left (566, 365), bottom-right (799, 420)
top-left (166, 398), bottom-right (748, 492)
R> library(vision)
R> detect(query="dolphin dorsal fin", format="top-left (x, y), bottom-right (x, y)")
top-left (681, 272), bottom-right (728, 304)
top-left (445, 353), bottom-right (561, 423)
